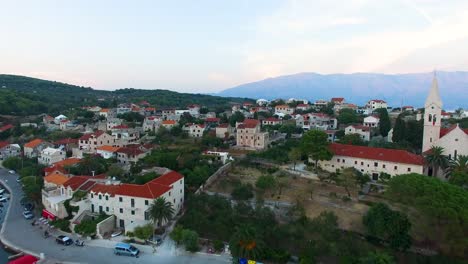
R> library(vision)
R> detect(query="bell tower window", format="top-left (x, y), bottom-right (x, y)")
top-left (428, 114), bottom-right (432, 122)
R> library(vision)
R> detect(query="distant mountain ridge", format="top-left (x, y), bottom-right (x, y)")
top-left (218, 72), bottom-right (468, 109)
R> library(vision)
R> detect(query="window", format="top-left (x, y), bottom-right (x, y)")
top-left (361, 162), bottom-right (364, 165)
top-left (106, 206), bottom-right (109, 212)
top-left (374, 162), bottom-right (378, 167)
top-left (169, 191), bottom-right (171, 196)
top-left (454, 150), bottom-right (458, 159)
top-left (383, 164), bottom-right (386, 169)
top-left (91, 194), bottom-right (94, 199)
top-left (407, 168), bottom-right (411, 172)
top-left (131, 210), bottom-right (135, 215)
top-left (119, 197), bottom-right (123, 202)
top-left (180, 189), bottom-right (182, 193)
top-left (337, 159), bottom-right (340, 162)
top-left (354, 161), bottom-right (357, 165)
top-left (99, 195), bottom-right (102, 200)
top-left (105, 195), bottom-right (108, 201)
top-left (394, 166), bottom-right (398, 170)
top-left (342, 159), bottom-right (345, 163)
top-left (119, 208), bottom-right (123, 213)
top-left (131, 198), bottom-right (135, 207)
top-left (145, 200), bottom-right (149, 205)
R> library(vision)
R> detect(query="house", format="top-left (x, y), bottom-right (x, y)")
top-left (204, 117), bottom-right (220, 127)
top-left (187, 104), bottom-right (201, 116)
top-left (112, 128), bottom-right (140, 146)
top-left (106, 118), bottom-right (123, 131)
top-left (402, 106), bottom-right (414, 112)
top-left (256, 99), bottom-right (269, 106)
top-left (334, 103), bottom-right (358, 113)
top-left (331, 98), bottom-right (345, 105)
top-left (116, 146), bottom-right (148, 165)
top-left (162, 120), bottom-right (177, 129)
top-left (53, 138), bottom-right (79, 152)
top-left (262, 117), bottom-right (283, 126)
top-left (99, 108), bottom-right (110, 118)
top-left (314, 99), bottom-right (329, 107)
top-left (296, 113), bottom-right (337, 130)
top-left (43, 158), bottom-right (81, 176)
top-left (0, 142), bottom-right (21, 160)
top-left (345, 125), bottom-right (371, 141)
top-left (144, 107), bottom-right (156, 116)
top-left (96, 145), bottom-right (120, 159)
top-left (117, 104), bottom-right (132, 115)
top-left (88, 170), bottom-right (184, 232)
top-left (366, 99), bottom-right (388, 110)
top-left (43, 115), bottom-right (55, 124)
top-left (143, 116), bottom-right (162, 132)
top-left (325, 130), bottom-right (338, 143)
top-left (363, 115), bottom-right (380, 127)
top-left (236, 119), bottom-right (269, 150)
top-left (203, 151), bottom-right (233, 164)
top-left (24, 139), bottom-right (52, 158)
top-left (79, 131), bottom-right (116, 153)
top-left (161, 108), bottom-right (176, 119)
top-left (54, 115), bottom-right (68, 124)
top-left (215, 123), bottom-right (234, 139)
top-left (59, 119), bottom-right (70, 130)
top-left (274, 105), bottom-right (294, 116)
top-left (296, 104), bottom-right (311, 111)
top-left (39, 147), bottom-right (66, 166)
top-left (184, 123), bottom-right (206, 138)
top-left (231, 104), bottom-right (242, 112)
top-left (318, 143), bottom-right (424, 180)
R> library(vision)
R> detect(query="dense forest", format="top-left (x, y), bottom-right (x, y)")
top-left (0, 75), bottom-right (252, 116)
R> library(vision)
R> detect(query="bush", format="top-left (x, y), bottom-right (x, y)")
top-left (255, 175), bottom-right (276, 191)
top-left (126, 231), bottom-right (134, 237)
top-left (51, 219), bottom-right (71, 232)
top-left (133, 224), bottom-right (154, 240)
top-left (213, 240), bottom-right (224, 252)
top-left (341, 196), bottom-right (351, 202)
top-left (231, 183), bottom-right (254, 200)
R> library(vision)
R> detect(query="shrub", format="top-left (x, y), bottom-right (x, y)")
top-left (231, 183), bottom-right (254, 200)
top-left (213, 240), bottom-right (224, 252)
top-left (126, 231), bottom-right (134, 237)
top-left (341, 196), bottom-right (351, 202)
top-left (133, 224), bottom-right (154, 240)
top-left (51, 219), bottom-right (71, 233)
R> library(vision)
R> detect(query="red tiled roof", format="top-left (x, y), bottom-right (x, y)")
top-left (329, 143), bottom-right (424, 165)
top-left (205, 117), bottom-right (220, 122)
top-left (62, 176), bottom-right (89, 190)
top-left (117, 147), bottom-right (145, 156)
top-left (264, 117), bottom-right (281, 122)
top-left (90, 184), bottom-right (121, 197)
top-left (440, 125), bottom-right (468, 138)
top-left (24, 139), bottom-right (43, 148)
top-left (0, 141), bottom-right (9, 149)
top-left (217, 123), bottom-right (229, 128)
top-left (79, 131), bottom-right (105, 140)
top-left (297, 104), bottom-right (309, 107)
top-left (78, 180), bottom-right (97, 191)
top-left (0, 124), bottom-right (13, 132)
top-left (331, 97), bottom-right (344, 102)
top-left (238, 119), bottom-right (260, 129)
top-left (112, 125), bottom-right (129, 129)
top-left (53, 158), bottom-right (81, 167)
top-left (275, 104), bottom-right (290, 108)
top-left (96, 145), bottom-right (120, 152)
top-left (152, 171), bottom-right (184, 186)
top-left (369, 99), bottom-right (386, 103)
top-left (54, 138), bottom-right (79, 145)
top-left (162, 120), bottom-right (176, 125)
top-left (116, 171), bottom-right (183, 199)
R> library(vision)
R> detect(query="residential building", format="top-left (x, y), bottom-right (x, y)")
top-left (106, 118), bottom-right (123, 131)
top-left (79, 131), bottom-right (116, 153)
top-left (318, 143), bottom-right (424, 180)
top-left (215, 123), bottom-right (234, 139)
top-left (97, 146), bottom-right (120, 159)
top-left (296, 113), bottom-right (337, 130)
top-left (366, 99), bottom-right (388, 110)
top-left (184, 123), bottom-right (206, 138)
top-left (325, 130), bottom-right (338, 143)
top-left (363, 115), bottom-right (380, 127)
top-left (296, 104), bottom-right (311, 111)
top-left (256, 99), bottom-right (269, 106)
top-left (112, 128), bottom-right (140, 146)
top-left (262, 117), bottom-right (283, 126)
top-left (314, 99), bottom-right (329, 107)
top-left (99, 108), bottom-right (110, 118)
top-left (345, 125), bottom-right (371, 141)
top-left (0, 142), bottom-right (21, 160)
top-left (236, 119), bottom-right (269, 150)
top-left (274, 105), bottom-right (294, 116)
top-left (162, 120), bottom-right (177, 129)
top-left (54, 115), bottom-right (68, 124)
top-left (24, 139), bottom-right (52, 158)
top-left (143, 116), bottom-right (161, 132)
top-left (331, 97), bottom-right (345, 105)
top-left (187, 104), bottom-right (201, 116)
top-left (116, 146), bottom-right (148, 165)
top-left (203, 151), bottom-right (232, 164)
top-left (39, 147), bottom-right (66, 166)
top-left (0, 124), bottom-right (14, 133)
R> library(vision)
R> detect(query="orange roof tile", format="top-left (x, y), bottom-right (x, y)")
top-left (90, 184), bottom-right (120, 196)
top-left (44, 173), bottom-right (69, 186)
top-left (24, 139), bottom-right (44, 148)
top-left (53, 158), bottom-right (81, 167)
top-left (162, 120), bottom-right (176, 125)
top-left (96, 145), bottom-right (120, 152)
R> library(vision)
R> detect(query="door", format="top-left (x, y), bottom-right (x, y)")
top-left (372, 173), bottom-right (379, 181)
top-left (119, 219), bottom-right (125, 229)
top-left (91, 204), bottom-right (94, 213)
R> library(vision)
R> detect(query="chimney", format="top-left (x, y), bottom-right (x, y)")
top-left (92, 171), bottom-right (95, 177)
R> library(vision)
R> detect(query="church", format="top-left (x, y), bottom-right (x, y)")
top-left (422, 74), bottom-right (468, 176)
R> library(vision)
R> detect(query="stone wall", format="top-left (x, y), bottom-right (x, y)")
top-left (195, 162), bottom-right (232, 194)
top-left (96, 215), bottom-right (115, 239)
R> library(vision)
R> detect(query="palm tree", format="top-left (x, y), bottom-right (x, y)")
top-left (449, 155), bottom-right (468, 174)
top-left (148, 197), bottom-right (175, 227)
top-left (424, 146), bottom-right (450, 177)
top-left (229, 226), bottom-right (264, 261)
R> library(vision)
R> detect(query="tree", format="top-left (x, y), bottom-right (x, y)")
top-left (375, 108), bottom-right (391, 137)
top-left (449, 171), bottom-right (468, 188)
top-left (363, 203), bottom-right (411, 251)
top-left (148, 197), bottom-right (175, 227)
top-left (229, 225), bottom-right (264, 261)
top-left (301, 130), bottom-right (333, 172)
top-left (231, 183), bottom-right (254, 200)
top-left (338, 133), bottom-right (366, 146)
top-left (337, 168), bottom-right (358, 197)
top-left (229, 111), bottom-right (245, 127)
top-left (107, 164), bottom-right (124, 179)
top-left (277, 176), bottom-right (291, 196)
top-left (288, 148), bottom-right (302, 170)
top-left (424, 146), bottom-right (449, 177)
top-left (255, 175), bottom-right (276, 191)
top-left (392, 116), bottom-right (406, 143)
top-left (449, 155), bottom-right (468, 174)
top-left (337, 109), bottom-right (360, 125)
top-left (181, 229), bottom-right (199, 252)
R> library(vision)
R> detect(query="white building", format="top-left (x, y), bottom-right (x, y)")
top-left (363, 115), bottom-right (380, 128)
top-left (366, 99), bottom-right (388, 110)
top-left (96, 146), bottom-right (120, 159)
top-left (203, 151), bottom-right (233, 164)
top-left (54, 115), bottom-right (68, 125)
top-left (422, 74), bottom-right (468, 178)
top-left (143, 116), bottom-right (162, 132)
top-left (0, 142), bottom-right (21, 160)
top-left (345, 125), bottom-right (371, 141)
top-left (262, 117), bottom-right (283, 126)
top-left (274, 105), bottom-right (294, 116)
top-left (79, 131), bottom-right (116, 153)
top-left (296, 113), bottom-right (337, 130)
top-left (318, 143), bottom-right (424, 180)
top-left (184, 124), bottom-right (206, 138)
top-left (256, 99), bottom-right (269, 106)
top-left (106, 118), bottom-right (123, 131)
top-left (39, 147), bottom-right (66, 166)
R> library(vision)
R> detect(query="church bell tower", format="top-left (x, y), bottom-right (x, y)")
top-left (422, 72), bottom-right (442, 152)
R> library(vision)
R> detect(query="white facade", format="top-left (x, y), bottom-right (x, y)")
top-left (185, 124), bottom-right (206, 138)
top-left (54, 115), bottom-right (68, 124)
top-left (39, 147), bottom-right (66, 166)
top-left (363, 116), bottom-right (380, 127)
top-left (274, 105), bottom-right (294, 115)
top-left (345, 125), bottom-right (371, 141)
top-left (366, 100), bottom-right (388, 110)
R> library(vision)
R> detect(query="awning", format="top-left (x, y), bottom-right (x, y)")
top-left (8, 255), bottom-right (38, 264)
top-left (42, 209), bottom-right (56, 220)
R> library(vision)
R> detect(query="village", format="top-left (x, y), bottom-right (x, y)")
top-left (0, 75), bottom-right (467, 263)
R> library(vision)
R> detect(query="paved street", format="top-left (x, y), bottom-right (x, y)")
top-left (0, 168), bottom-right (230, 264)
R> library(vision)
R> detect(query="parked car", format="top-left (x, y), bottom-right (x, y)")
top-left (114, 243), bottom-right (140, 257)
top-left (23, 211), bottom-right (34, 220)
top-left (24, 203), bottom-right (34, 211)
top-left (8, 170), bottom-right (15, 174)
top-left (56, 236), bottom-right (73, 246)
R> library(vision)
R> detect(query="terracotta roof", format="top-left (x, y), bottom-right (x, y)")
top-left (62, 176), bottom-right (89, 190)
top-left (162, 120), bottom-right (176, 125)
top-left (54, 138), bottom-right (79, 145)
top-left (79, 131), bottom-right (105, 140)
top-left (145, 107), bottom-right (156, 111)
top-left (275, 104), bottom-right (291, 108)
top-left (329, 143), bottom-right (424, 165)
top-left (152, 171), bottom-right (184, 186)
top-left (0, 124), bottom-right (14, 132)
top-left (238, 119), bottom-right (260, 129)
top-left (112, 125), bottom-right (129, 129)
top-left (117, 147), bottom-right (145, 156)
top-left (116, 171), bottom-right (182, 199)
top-left (24, 139), bottom-right (44, 148)
top-left (53, 158), bottom-right (81, 167)
top-left (0, 141), bottom-right (9, 149)
top-left (331, 97), bottom-right (344, 102)
top-left (217, 123), bottom-right (230, 128)
top-left (100, 108), bottom-right (110, 113)
top-left (78, 180), bottom-right (97, 191)
top-left (90, 184), bottom-right (120, 196)
top-left (205, 117), bottom-right (220, 122)
top-left (96, 145), bottom-right (120, 152)
top-left (369, 99), bottom-right (386, 103)
top-left (44, 173), bottom-right (69, 186)
top-left (264, 117), bottom-right (281, 122)
top-left (297, 104), bottom-right (309, 107)
top-left (440, 125), bottom-right (468, 138)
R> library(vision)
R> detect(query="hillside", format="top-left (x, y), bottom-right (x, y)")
top-left (219, 71), bottom-right (468, 109)
top-left (0, 75), bottom-right (252, 116)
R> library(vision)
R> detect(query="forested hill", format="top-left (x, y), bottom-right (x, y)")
top-left (0, 75), bottom-right (252, 116)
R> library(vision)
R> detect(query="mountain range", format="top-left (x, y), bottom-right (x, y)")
top-left (218, 71), bottom-right (468, 109)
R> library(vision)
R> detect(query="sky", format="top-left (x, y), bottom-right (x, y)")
top-left (2, 0), bottom-right (468, 93)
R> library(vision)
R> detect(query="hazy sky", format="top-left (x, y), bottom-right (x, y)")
top-left (2, 0), bottom-right (468, 92)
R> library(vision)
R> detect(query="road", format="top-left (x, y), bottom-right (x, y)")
top-left (0, 168), bottom-right (230, 264)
